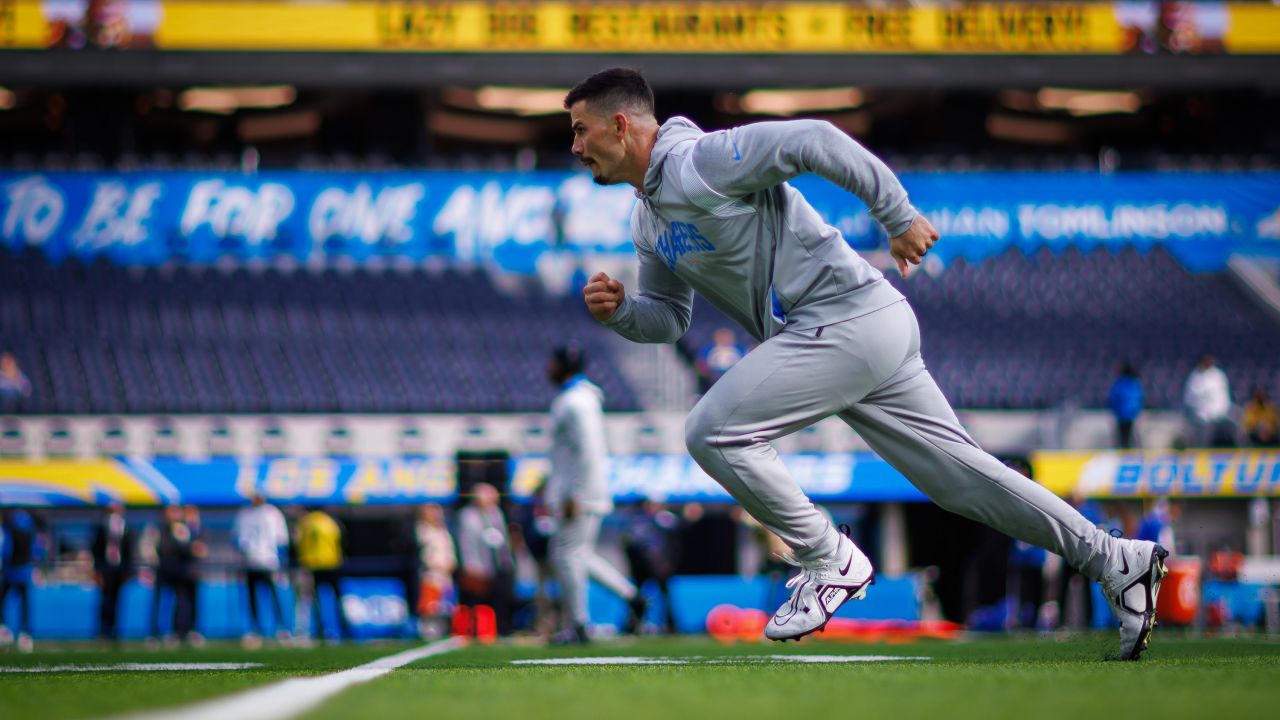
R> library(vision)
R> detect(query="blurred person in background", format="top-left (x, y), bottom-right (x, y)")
top-left (414, 503), bottom-right (457, 639)
top-left (456, 482), bottom-right (516, 637)
top-left (1137, 499), bottom-right (1178, 554)
top-left (149, 505), bottom-right (202, 647)
top-left (1241, 387), bottom-right (1278, 447)
top-left (91, 501), bottom-right (135, 644)
top-left (0, 351), bottom-right (32, 411)
top-left (297, 506), bottom-right (351, 642)
top-left (0, 508), bottom-right (40, 652)
top-left (572, 67), bottom-right (1168, 660)
top-left (1107, 362), bottom-right (1144, 449)
top-left (622, 500), bottom-right (683, 634)
top-left (1184, 355), bottom-right (1234, 447)
top-left (545, 345), bottom-right (645, 644)
top-left (181, 505), bottom-right (206, 646)
top-left (234, 493), bottom-right (290, 648)
top-left (695, 328), bottom-right (746, 396)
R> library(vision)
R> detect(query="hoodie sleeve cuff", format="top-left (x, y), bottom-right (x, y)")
top-left (600, 295), bottom-right (633, 328)
top-left (880, 199), bottom-right (919, 238)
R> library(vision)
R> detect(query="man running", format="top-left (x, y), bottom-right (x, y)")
top-left (567, 67), bottom-right (1166, 659)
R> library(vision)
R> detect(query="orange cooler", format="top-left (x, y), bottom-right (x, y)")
top-left (1157, 557), bottom-right (1201, 626)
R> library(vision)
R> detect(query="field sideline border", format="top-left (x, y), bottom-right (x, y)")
top-left (111, 637), bottom-right (466, 720)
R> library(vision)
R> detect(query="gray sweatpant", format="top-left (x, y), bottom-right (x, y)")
top-left (551, 511), bottom-right (638, 627)
top-left (684, 300), bottom-right (1120, 580)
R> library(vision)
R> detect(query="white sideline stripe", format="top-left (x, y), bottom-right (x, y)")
top-left (1, 663), bottom-right (263, 673)
top-left (513, 656), bottom-right (685, 666)
top-left (732, 654), bottom-right (931, 664)
top-left (113, 637), bottom-right (466, 720)
top-left (512, 654), bottom-right (931, 666)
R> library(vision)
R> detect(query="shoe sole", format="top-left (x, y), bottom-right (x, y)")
top-left (1128, 544), bottom-right (1170, 661)
top-left (767, 575), bottom-right (874, 643)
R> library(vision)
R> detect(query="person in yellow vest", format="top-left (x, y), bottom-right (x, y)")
top-left (297, 507), bottom-right (351, 642)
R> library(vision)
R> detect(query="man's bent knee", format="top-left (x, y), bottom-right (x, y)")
top-left (683, 403), bottom-right (723, 464)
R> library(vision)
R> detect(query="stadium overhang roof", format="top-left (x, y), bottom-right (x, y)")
top-left (1, 51), bottom-right (1277, 90)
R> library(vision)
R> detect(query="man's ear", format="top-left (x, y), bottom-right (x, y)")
top-left (613, 111), bottom-right (630, 139)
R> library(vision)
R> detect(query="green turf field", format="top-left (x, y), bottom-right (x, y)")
top-left (2, 635), bottom-right (1278, 720)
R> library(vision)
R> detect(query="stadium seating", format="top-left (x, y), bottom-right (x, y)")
top-left (4, 244), bottom-right (1277, 414)
top-left (0, 247), bottom-right (640, 414)
top-left (681, 246), bottom-right (1280, 410)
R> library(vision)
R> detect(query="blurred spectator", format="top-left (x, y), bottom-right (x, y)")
top-left (695, 328), bottom-right (746, 395)
top-left (622, 501), bottom-right (683, 634)
top-left (0, 509), bottom-right (39, 652)
top-left (1137, 499), bottom-right (1178, 553)
top-left (182, 505), bottom-right (206, 646)
top-left (297, 507), bottom-right (351, 642)
top-left (1107, 362), bottom-right (1144, 449)
top-left (149, 505), bottom-right (202, 646)
top-left (414, 504), bottom-right (457, 639)
top-left (0, 352), bottom-right (32, 410)
top-left (1184, 355), bottom-right (1234, 447)
top-left (91, 502), bottom-right (135, 643)
top-left (233, 494), bottom-right (290, 648)
top-left (456, 483), bottom-right (516, 636)
top-left (1241, 387), bottom-right (1279, 447)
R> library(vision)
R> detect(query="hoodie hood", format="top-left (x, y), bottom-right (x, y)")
top-left (561, 374), bottom-right (605, 404)
top-left (642, 116), bottom-right (703, 197)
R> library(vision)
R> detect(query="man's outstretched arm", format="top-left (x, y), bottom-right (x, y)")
top-left (690, 118), bottom-right (936, 275)
top-left (689, 119), bottom-right (916, 235)
top-left (584, 246), bottom-right (693, 344)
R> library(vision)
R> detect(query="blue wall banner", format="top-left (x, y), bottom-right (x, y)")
top-left (0, 453), bottom-right (929, 506)
top-left (510, 453), bottom-right (927, 504)
top-left (12, 449), bottom-right (1277, 506)
top-left (2, 171), bottom-right (1277, 273)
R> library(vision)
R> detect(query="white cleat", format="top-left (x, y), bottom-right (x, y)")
top-left (1102, 540), bottom-right (1169, 661)
top-left (765, 535), bottom-right (874, 642)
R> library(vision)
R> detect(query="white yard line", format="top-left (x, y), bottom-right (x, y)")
top-left (112, 637), bottom-right (466, 720)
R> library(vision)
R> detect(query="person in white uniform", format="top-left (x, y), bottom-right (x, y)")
top-left (233, 493), bottom-right (290, 647)
top-left (567, 67), bottom-right (1167, 659)
top-left (546, 345), bottom-right (647, 644)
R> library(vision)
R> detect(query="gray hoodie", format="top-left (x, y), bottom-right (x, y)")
top-left (548, 376), bottom-right (612, 515)
top-left (603, 117), bottom-right (918, 343)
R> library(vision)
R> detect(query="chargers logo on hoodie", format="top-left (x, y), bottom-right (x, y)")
top-left (655, 221), bottom-right (715, 270)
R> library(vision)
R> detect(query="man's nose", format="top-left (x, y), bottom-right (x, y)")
top-left (571, 138), bottom-right (582, 156)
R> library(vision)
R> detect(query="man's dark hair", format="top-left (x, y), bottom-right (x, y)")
top-left (564, 67), bottom-right (655, 116)
top-left (552, 344), bottom-right (587, 376)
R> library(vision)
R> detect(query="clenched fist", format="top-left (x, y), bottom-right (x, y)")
top-left (889, 214), bottom-right (940, 278)
top-left (583, 271), bottom-right (625, 321)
